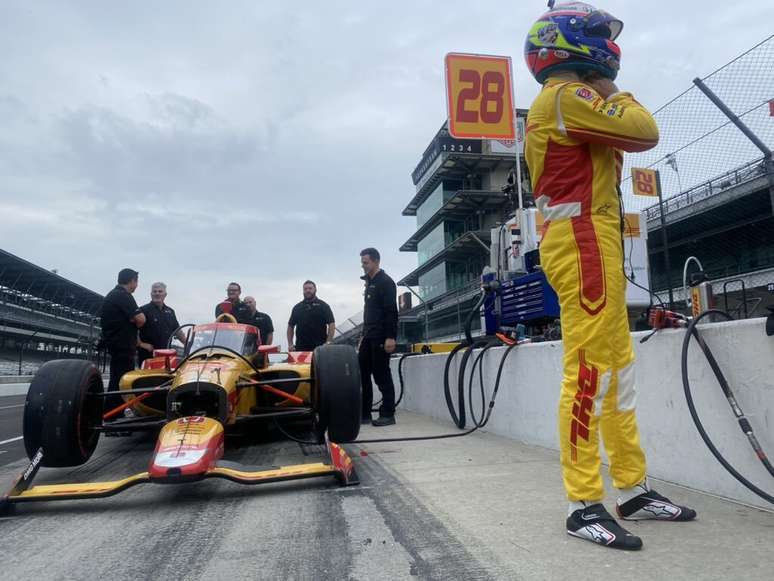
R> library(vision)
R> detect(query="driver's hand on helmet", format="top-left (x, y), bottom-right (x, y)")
top-left (583, 73), bottom-right (619, 100)
top-left (139, 341), bottom-right (154, 353)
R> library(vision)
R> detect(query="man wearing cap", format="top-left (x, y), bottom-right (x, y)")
top-left (100, 268), bottom-right (146, 411)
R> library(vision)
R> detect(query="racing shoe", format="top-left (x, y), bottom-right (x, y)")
top-left (616, 489), bottom-right (697, 521)
top-left (372, 415), bottom-right (396, 427)
top-left (567, 503), bottom-right (643, 550)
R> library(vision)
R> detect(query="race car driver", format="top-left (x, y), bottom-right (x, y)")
top-left (524, 2), bottom-right (696, 550)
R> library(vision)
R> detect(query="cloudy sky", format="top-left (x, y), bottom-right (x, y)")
top-left (1, 1), bottom-right (772, 345)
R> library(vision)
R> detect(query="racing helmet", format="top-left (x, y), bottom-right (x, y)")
top-left (525, 2), bottom-right (623, 83)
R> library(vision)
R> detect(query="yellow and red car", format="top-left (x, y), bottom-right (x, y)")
top-left (1, 316), bottom-right (361, 511)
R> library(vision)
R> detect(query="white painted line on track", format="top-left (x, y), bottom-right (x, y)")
top-left (0, 404), bottom-right (24, 410)
top-left (0, 436), bottom-right (23, 446)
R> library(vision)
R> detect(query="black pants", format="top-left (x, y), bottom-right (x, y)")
top-left (107, 350), bottom-right (135, 411)
top-left (358, 337), bottom-right (395, 418)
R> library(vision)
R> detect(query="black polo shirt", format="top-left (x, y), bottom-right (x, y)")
top-left (289, 298), bottom-right (334, 350)
top-left (100, 285), bottom-right (141, 355)
top-left (362, 269), bottom-right (398, 340)
top-left (215, 300), bottom-right (251, 323)
top-left (243, 310), bottom-right (274, 345)
top-left (139, 302), bottom-right (180, 351)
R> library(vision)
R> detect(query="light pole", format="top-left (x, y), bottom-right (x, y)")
top-left (666, 153), bottom-right (683, 195)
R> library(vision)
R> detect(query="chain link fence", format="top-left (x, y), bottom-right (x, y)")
top-left (620, 34), bottom-right (774, 317)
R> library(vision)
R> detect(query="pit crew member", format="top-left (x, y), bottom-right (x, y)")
top-left (287, 280), bottom-right (335, 351)
top-left (100, 268), bottom-right (146, 410)
top-left (359, 247), bottom-right (398, 427)
top-left (137, 282), bottom-right (186, 366)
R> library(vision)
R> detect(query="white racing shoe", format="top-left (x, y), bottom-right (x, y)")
top-left (566, 503), bottom-right (643, 550)
top-left (616, 489), bottom-right (697, 521)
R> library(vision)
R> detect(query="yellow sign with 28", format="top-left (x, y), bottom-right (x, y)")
top-left (445, 53), bottom-right (515, 140)
top-left (631, 167), bottom-right (661, 197)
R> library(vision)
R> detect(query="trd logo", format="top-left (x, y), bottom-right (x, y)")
top-left (569, 350), bottom-right (599, 462)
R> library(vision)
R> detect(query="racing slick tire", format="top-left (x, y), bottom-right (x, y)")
top-left (313, 345), bottom-right (361, 443)
top-left (23, 359), bottom-right (104, 467)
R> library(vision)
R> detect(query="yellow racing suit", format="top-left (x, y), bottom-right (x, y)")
top-left (525, 77), bottom-right (659, 501)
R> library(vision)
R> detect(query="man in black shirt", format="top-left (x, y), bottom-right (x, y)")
top-left (358, 248), bottom-right (398, 427)
top-left (138, 282), bottom-right (186, 366)
top-left (243, 296), bottom-right (274, 345)
top-left (287, 280), bottom-right (335, 351)
top-left (215, 282), bottom-right (250, 323)
top-left (100, 268), bottom-right (146, 410)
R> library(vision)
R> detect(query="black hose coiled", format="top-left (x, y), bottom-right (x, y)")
top-left (681, 309), bottom-right (774, 505)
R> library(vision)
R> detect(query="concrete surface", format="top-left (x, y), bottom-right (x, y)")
top-left (0, 412), bottom-right (772, 580)
top-left (395, 317), bottom-right (774, 510)
top-left (0, 383), bottom-right (31, 397)
top-left (0, 394), bottom-right (25, 466)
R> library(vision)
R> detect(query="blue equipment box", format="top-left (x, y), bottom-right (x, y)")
top-left (499, 271), bottom-right (560, 325)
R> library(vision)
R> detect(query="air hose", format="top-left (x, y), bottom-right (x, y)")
top-left (442, 289), bottom-right (493, 429)
top-left (681, 309), bottom-right (774, 505)
top-left (370, 351), bottom-right (422, 412)
top-left (276, 286), bottom-right (520, 445)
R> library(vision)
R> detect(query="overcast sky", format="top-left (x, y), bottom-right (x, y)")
top-left (1, 0), bottom-right (772, 345)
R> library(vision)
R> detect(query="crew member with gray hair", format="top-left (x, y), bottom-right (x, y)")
top-left (243, 296), bottom-right (274, 345)
top-left (138, 282), bottom-right (185, 366)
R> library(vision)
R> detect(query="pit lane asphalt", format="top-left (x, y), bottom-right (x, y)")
top-left (0, 394), bottom-right (25, 467)
top-left (0, 415), bottom-right (494, 581)
top-left (1, 411), bottom-right (773, 580)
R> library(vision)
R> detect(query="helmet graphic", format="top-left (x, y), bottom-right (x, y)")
top-left (525, 2), bottom-right (623, 83)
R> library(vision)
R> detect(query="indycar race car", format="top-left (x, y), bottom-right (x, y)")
top-left (1, 314), bottom-right (361, 511)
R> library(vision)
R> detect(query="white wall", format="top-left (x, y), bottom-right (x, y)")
top-left (393, 318), bottom-right (774, 510)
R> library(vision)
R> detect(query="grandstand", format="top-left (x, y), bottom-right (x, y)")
top-left (0, 248), bottom-right (103, 375)
top-left (332, 310), bottom-right (363, 347)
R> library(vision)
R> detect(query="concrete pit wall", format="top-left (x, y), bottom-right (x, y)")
top-left (393, 318), bottom-right (774, 511)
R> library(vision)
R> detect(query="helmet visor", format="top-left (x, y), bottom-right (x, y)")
top-left (585, 10), bottom-right (623, 40)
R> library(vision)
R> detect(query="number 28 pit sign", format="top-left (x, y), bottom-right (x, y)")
top-left (445, 53), bottom-right (515, 140)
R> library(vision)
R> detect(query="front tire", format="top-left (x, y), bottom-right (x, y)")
top-left (23, 359), bottom-right (104, 467)
top-left (313, 345), bottom-right (361, 443)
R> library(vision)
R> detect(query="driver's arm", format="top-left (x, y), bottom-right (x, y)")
top-left (326, 322), bottom-right (335, 344)
top-left (132, 311), bottom-right (146, 328)
top-left (265, 332), bottom-right (274, 345)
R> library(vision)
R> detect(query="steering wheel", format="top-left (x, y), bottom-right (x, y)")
top-left (167, 324), bottom-right (196, 349)
top-left (215, 313), bottom-right (238, 324)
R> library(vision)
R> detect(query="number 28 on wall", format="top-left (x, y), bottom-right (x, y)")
top-left (445, 53), bottom-right (515, 140)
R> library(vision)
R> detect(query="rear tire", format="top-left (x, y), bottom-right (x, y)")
top-left (23, 359), bottom-right (104, 467)
top-left (313, 345), bottom-right (361, 443)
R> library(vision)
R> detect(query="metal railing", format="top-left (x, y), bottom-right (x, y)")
top-left (645, 158), bottom-right (769, 222)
